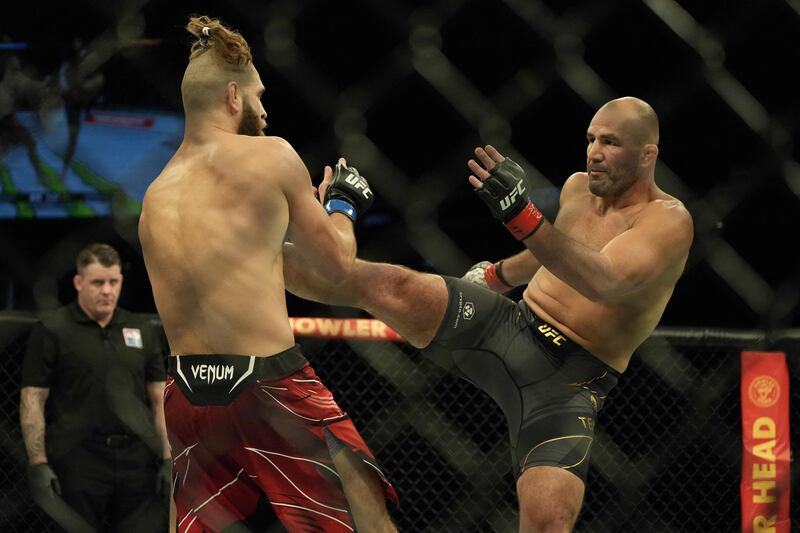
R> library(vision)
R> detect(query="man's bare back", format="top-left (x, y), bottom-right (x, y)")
top-left (142, 17), bottom-right (400, 532)
top-left (140, 133), bottom-right (296, 357)
top-left (525, 172), bottom-right (691, 371)
top-left (139, 20), bottom-right (366, 360)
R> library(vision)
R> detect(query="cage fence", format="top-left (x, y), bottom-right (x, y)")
top-left (1, 315), bottom-right (798, 532)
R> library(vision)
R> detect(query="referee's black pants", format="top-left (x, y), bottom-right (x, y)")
top-left (51, 434), bottom-right (167, 533)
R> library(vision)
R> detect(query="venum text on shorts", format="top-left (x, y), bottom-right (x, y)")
top-left (191, 364), bottom-right (235, 384)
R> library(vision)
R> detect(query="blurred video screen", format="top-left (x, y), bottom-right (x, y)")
top-left (0, 108), bottom-right (182, 218)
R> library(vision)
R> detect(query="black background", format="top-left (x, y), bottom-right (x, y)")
top-left (2, 0), bottom-right (798, 330)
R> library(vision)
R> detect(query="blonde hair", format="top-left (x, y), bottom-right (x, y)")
top-left (182, 16), bottom-right (256, 113)
top-left (186, 15), bottom-right (252, 68)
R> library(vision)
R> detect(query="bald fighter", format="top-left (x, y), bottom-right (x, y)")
top-left (138, 16), bottom-right (396, 533)
top-left (286, 97), bottom-right (693, 532)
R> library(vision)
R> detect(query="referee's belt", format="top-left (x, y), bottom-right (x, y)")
top-left (93, 433), bottom-right (135, 448)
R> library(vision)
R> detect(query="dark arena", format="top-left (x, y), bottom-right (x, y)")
top-left (1, 2), bottom-right (798, 532)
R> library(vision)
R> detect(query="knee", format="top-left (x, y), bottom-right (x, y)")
top-left (359, 264), bottom-right (416, 312)
top-left (377, 264), bottom-right (417, 299)
top-left (519, 505), bottom-right (579, 533)
top-left (517, 465), bottom-right (584, 533)
top-left (404, 335), bottom-right (429, 350)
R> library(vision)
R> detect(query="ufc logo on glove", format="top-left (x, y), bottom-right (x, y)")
top-left (344, 173), bottom-right (372, 199)
top-left (500, 181), bottom-right (526, 211)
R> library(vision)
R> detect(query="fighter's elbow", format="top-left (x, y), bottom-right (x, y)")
top-left (585, 288), bottom-right (621, 303)
top-left (574, 281), bottom-right (615, 302)
top-left (586, 275), bottom-right (642, 303)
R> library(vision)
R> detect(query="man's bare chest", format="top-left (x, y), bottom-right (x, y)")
top-left (554, 202), bottom-right (639, 251)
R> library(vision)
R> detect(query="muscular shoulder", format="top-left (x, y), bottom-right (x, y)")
top-left (248, 135), bottom-right (293, 155)
top-left (241, 136), bottom-right (300, 168)
top-left (635, 196), bottom-right (694, 250)
top-left (559, 172), bottom-right (589, 205)
top-left (640, 195), bottom-right (692, 228)
top-left (239, 136), bottom-right (309, 189)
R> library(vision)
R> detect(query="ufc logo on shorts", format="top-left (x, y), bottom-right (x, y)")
top-left (345, 173), bottom-right (373, 199)
top-left (500, 181), bottom-right (525, 211)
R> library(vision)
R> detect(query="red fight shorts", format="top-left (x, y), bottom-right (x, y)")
top-left (165, 345), bottom-right (398, 533)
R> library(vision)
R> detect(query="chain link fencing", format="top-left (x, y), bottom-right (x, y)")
top-left (2, 0), bottom-right (799, 327)
top-left (2, 314), bottom-right (797, 532)
top-left (2, 0), bottom-right (800, 531)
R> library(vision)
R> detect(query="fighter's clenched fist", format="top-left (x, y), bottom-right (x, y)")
top-left (323, 160), bottom-right (374, 222)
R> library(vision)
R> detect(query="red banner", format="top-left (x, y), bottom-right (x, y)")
top-left (740, 352), bottom-right (791, 533)
top-left (289, 317), bottom-right (404, 342)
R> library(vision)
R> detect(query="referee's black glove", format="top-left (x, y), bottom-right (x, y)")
top-left (156, 458), bottom-right (172, 496)
top-left (28, 463), bottom-right (61, 500)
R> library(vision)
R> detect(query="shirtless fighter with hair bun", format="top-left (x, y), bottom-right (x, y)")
top-left (139, 15), bottom-right (397, 533)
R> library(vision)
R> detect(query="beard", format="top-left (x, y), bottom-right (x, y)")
top-left (588, 173), bottom-right (620, 197)
top-left (588, 160), bottom-right (639, 197)
top-left (237, 100), bottom-right (265, 136)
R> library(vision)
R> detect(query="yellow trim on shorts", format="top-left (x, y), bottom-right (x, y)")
top-left (521, 435), bottom-right (594, 470)
top-left (567, 371), bottom-right (608, 389)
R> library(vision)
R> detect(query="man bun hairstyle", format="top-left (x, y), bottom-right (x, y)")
top-left (181, 15), bottom-right (257, 114)
top-left (186, 15), bottom-right (252, 70)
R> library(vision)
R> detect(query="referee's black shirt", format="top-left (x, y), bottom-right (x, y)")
top-left (21, 302), bottom-right (167, 459)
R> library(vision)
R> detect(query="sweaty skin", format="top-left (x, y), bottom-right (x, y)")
top-left (286, 97), bottom-right (693, 376)
top-left (280, 96), bottom-right (692, 532)
top-left (477, 97), bottom-right (693, 373)
top-left (142, 21), bottom-right (399, 532)
top-left (141, 135), bottom-right (293, 356)
top-left (523, 172), bottom-right (689, 372)
top-left (139, 124), bottom-right (354, 357)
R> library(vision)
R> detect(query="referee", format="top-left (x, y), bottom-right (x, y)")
top-left (19, 243), bottom-right (170, 532)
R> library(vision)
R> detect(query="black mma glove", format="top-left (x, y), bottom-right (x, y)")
top-left (28, 463), bottom-right (61, 500)
top-left (323, 162), bottom-right (374, 222)
top-left (474, 158), bottom-right (544, 240)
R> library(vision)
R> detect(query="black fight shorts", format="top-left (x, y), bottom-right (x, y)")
top-left (424, 276), bottom-right (620, 483)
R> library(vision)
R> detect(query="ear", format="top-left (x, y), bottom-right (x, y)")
top-left (224, 81), bottom-right (241, 115)
top-left (73, 274), bottom-right (82, 292)
top-left (641, 144), bottom-right (659, 166)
